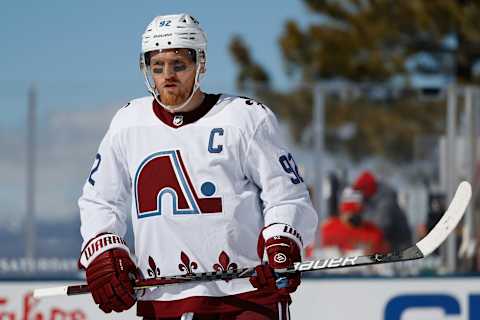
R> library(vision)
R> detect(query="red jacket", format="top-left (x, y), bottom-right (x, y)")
top-left (321, 217), bottom-right (389, 254)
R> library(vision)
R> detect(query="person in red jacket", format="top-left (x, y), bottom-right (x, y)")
top-left (321, 187), bottom-right (389, 255)
top-left (353, 170), bottom-right (412, 251)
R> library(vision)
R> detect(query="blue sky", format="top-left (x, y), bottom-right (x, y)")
top-left (0, 1), bottom-right (312, 127)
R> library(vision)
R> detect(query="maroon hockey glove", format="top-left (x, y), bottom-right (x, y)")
top-left (250, 224), bottom-right (302, 294)
top-left (79, 234), bottom-right (138, 313)
top-left (250, 263), bottom-right (279, 291)
top-left (86, 248), bottom-right (138, 313)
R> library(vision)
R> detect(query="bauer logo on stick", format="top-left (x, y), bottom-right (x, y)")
top-left (294, 256), bottom-right (359, 272)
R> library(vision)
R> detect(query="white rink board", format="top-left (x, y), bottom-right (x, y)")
top-left (291, 277), bottom-right (480, 320)
top-left (0, 277), bottom-right (479, 319)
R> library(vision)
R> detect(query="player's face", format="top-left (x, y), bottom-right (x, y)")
top-left (149, 49), bottom-right (197, 107)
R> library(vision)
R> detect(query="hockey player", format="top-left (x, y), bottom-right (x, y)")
top-left (78, 13), bottom-right (318, 319)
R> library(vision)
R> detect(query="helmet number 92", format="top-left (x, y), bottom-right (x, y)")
top-left (159, 20), bottom-right (171, 27)
top-left (279, 153), bottom-right (304, 185)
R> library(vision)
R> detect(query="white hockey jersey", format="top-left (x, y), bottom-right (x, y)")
top-left (79, 94), bottom-right (318, 317)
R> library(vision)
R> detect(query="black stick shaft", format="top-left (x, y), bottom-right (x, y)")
top-left (64, 246), bottom-right (424, 295)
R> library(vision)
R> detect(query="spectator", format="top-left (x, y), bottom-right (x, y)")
top-left (353, 171), bottom-right (412, 251)
top-left (321, 188), bottom-right (389, 255)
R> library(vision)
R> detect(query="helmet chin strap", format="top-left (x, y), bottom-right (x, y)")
top-left (142, 62), bottom-right (203, 113)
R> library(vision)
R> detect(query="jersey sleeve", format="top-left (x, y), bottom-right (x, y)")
top-left (78, 114), bottom-right (131, 249)
top-left (244, 108), bottom-right (318, 247)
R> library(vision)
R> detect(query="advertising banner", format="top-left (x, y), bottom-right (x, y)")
top-left (291, 277), bottom-right (480, 320)
top-left (0, 282), bottom-right (137, 319)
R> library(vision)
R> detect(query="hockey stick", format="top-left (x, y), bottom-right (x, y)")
top-left (33, 181), bottom-right (472, 298)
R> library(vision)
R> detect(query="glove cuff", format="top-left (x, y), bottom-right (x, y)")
top-left (262, 223), bottom-right (303, 249)
top-left (79, 233), bottom-right (130, 269)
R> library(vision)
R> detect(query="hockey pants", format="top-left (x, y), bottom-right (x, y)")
top-left (142, 300), bottom-right (290, 320)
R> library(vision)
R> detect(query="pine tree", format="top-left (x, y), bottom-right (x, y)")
top-left (229, 0), bottom-right (480, 162)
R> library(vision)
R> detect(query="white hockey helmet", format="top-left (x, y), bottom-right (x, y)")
top-left (140, 13), bottom-right (208, 112)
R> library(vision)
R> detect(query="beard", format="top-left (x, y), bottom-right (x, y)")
top-left (159, 82), bottom-right (194, 107)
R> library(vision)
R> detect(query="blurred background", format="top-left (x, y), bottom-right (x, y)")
top-left (1, 0), bottom-right (480, 319)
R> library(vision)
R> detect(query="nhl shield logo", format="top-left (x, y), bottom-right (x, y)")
top-left (173, 115), bottom-right (183, 126)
